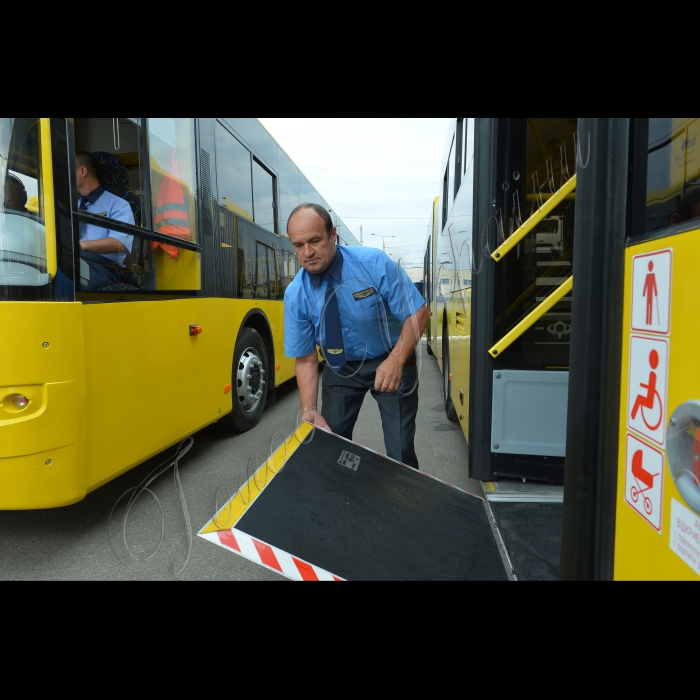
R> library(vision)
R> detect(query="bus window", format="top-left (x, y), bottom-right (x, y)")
top-left (252, 159), bottom-right (276, 234)
top-left (644, 118), bottom-right (700, 233)
top-left (0, 117), bottom-right (52, 301)
top-left (278, 149), bottom-right (300, 235)
top-left (73, 118), bottom-right (145, 228)
top-left (255, 242), bottom-right (276, 299)
top-left (72, 118), bottom-right (201, 294)
top-left (215, 122), bottom-right (253, 221)
top-left (279, 249), bottom-right (298, 296)
top-left (148, 118), bottom-right (196, 243)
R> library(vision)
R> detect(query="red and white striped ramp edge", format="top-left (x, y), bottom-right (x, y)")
top-left (199, 528), bottom-right (344, 581)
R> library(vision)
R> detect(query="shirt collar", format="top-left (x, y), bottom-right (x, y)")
top-left (308, 246), bottom-right (343, 289)
top-left (83, 184), bottom-right (105, 206)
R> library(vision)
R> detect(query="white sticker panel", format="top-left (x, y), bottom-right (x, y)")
top-left (670, 498), bottom-right (700, 576)
top-left (627, 335), bottom-right (669, 446)
top-left (624, 433), bottom-right (664, 531)
top-left (631, 249), bottom-right (672, 335)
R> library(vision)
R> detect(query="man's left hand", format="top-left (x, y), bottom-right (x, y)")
top-left (374, 354), bottom-right (405, 393)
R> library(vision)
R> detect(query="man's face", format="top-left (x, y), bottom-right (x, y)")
top-left (288, 208), bottom-right (337, 275)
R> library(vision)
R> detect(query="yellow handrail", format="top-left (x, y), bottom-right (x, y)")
top-left (39, 118), bottom-right (57, 280)
top-left (491, 173), bottom-right (576, 262)
top-left (488, 276), bottom-right (573, 357)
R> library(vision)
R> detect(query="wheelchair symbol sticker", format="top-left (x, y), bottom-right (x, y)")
top-left (628, 335), bottom-right (669, 446)
top-left (625, 433), bottom-right (664, 532)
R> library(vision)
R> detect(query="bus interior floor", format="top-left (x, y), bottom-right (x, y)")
top-left (488, 501), bottom-right (564, 581)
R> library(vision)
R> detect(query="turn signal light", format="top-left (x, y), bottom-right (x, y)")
top-left (189, 324), bottom-right (202, 336)
top-left (223, 384), bottom-right (231, 393)
top-left (12, 394), bottom-right (29, 409)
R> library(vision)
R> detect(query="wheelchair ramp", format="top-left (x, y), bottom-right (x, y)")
top-left (199, 423), bottom-right (508, 581)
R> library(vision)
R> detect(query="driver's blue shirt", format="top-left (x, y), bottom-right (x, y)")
top-left (78, 185), bottom-right (134, 266)
top-left (284, 245), bottom-right (426, 361)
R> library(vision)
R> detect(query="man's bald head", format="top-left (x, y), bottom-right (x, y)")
top-left (287, 203), bottom-right (334, 237)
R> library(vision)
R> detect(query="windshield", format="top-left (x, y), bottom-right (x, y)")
top-left (0, 117), bottom-right (52, 301)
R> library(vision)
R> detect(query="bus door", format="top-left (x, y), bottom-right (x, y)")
top-left (613, 118), bottom-right (700, 580)
top-left (0, 118), bottom-right (89, 508)
top-left (470, 118), bottom-right (578, 483)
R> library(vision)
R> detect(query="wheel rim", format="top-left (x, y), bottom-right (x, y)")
top-left (236, 346), bottom-right (265, 413)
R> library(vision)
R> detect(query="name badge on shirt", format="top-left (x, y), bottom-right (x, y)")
top-left (94, 211), bottom-right (108, 217)
top-left (353, 287), bottom-right (376, 300)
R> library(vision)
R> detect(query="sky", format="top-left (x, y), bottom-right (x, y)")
top-left (259, 118), bottom-right (450, 268)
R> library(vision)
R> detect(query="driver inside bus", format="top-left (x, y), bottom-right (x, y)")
top-left (4, 174), bottom-right (30, 214)
top-left (75, 150), bottom-right (134, 290)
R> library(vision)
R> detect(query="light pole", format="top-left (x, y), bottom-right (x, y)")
top-left (371, 233), bottom-right (395, 253)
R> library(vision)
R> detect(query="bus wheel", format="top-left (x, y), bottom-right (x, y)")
top-left (220, 327), bottom-right (269, 433)
top-left (443, 331), bottom-right (459, 422)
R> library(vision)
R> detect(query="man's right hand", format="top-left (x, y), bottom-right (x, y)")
top-left (302, 409), bottom-right (330, 431)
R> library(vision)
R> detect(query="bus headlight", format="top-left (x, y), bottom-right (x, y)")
top-left (12, 394), bottom-right (29, 409)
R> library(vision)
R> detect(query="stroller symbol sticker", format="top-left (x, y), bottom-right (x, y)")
top-left (625, 433), bottom-right (664, 532)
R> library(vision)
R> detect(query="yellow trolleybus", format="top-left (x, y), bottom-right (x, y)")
top-left (0, 117), bottom-right (358, 509)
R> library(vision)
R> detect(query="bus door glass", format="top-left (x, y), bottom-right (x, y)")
top-left (0, 118), bottom-right (53, 301)
top-left (494, 118), bottom-right (578, 371)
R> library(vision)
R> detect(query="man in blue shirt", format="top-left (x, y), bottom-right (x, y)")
top-left (75, 150), bottom-right (134, 290)
top-left (284, 203), bottom-right (428, 469)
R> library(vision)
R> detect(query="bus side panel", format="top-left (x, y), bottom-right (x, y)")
top-left (0, 303), bottom-right (88, 508)
top-left (614, 228), bottom-right (700, 580)
top-left (83, 298), bottom-right (247, 491)
top-left (254, 299), bottom-right (295, 384)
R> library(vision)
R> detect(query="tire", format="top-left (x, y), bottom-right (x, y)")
top-left (220, 327), bottom-right (269, 433)
top-left (443, 324), bottom-right (459, 422)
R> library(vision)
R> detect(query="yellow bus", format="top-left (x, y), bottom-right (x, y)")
top-left (0, 117), bottom-right (358, 509)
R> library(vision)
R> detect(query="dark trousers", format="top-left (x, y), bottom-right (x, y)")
top-left (81, 251), bottom-right (121, 291)
top-left (321, 351), bottom-right (419, 469)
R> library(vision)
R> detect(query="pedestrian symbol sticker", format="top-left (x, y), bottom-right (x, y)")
top-left (627, 335), bottom-right (669, 445)
top-left (631, 249), bottom-right (672, 335)
top-left (625, 433), bottom-right (664, 532)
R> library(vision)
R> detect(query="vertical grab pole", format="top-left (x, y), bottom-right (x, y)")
top-left (39, 118), bottom-right (57, 280)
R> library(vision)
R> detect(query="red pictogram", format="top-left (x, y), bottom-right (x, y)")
top-left (631, 249), bottom-right (672, 335)
top-left (642, 260), bottom-right (660, 326)
top-left (631, 349), bottom-right (663, 430)
top-left (630, 449), bottom-right (659, 515)
top-left (624, 432), bottom-right (664, 531)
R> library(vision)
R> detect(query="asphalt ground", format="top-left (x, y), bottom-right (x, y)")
top-left (0, 341), bottom-right (493, 581)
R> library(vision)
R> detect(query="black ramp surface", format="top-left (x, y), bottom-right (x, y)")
top-left (236, 429), bottom-right (508, 580)
top-left (490, 502), bottom-right (563, 581)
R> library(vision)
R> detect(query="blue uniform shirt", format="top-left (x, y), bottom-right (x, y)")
top-left (284, 245), bottom-right (426, 361)
top-left (79, 185), bottom-right (134, 266)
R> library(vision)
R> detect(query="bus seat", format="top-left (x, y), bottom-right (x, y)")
top-left (92, 151), bottom-right (144, 290)
top-left (92, 151), bottom-right (142, 227)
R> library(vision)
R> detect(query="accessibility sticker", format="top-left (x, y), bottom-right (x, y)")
top-left (627, 335), bottom-right (669, 446)
top-left (631, 249), bottom-right (672, 335)
top-left (624, 432), bottom-right (664, 532)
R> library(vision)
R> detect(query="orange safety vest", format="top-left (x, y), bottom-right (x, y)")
top-left (151, 151), bottom-right (191, 259)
